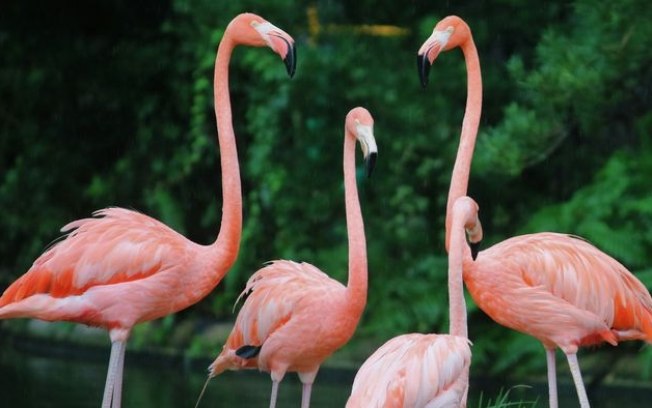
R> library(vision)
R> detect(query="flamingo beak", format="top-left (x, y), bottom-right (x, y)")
top-left (284, 42), bottom-right (297, 78)
top-left (417, 28), bottom-right (452, 88)
top-left (365, 152), bottom-right (378, 178)
top-left (469, 241), bottom-right (481, 261)
top-left (356, 124), bottom-right (378, 178)
top-left (466, 212), bottom-right (482, 261)
top-left (254, 21), bottom-right (297, 78)
top-left (417, 53), bottom-right (431, 88)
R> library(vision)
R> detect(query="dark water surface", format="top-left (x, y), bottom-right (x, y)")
top-left (1, 334), bottom-right (651, 407)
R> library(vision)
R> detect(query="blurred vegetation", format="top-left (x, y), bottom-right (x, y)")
top-left (1, 0), bottom-right (651, 387)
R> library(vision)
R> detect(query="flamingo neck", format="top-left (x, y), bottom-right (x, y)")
top-left (211, 34), bottom-right (242, 271)
top-left (344, 132), bottom-right (368, 315)
top-left (445, 38), bottom-right (482, 252)
top-left (448, 215), bottom-right (469, 338)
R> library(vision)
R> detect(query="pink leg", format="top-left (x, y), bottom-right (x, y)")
top-left (301, 383), bottom-right (313, 408)
top-left (565, 352), bottom-right (590, 408)
top-left (102, 340), bottom-right (126, 408)
top-left (111, 341), bottom-right (127, 408)
top-left (546, 348), bottom-right (558, 408)
top-left (298, 371), bottom-right (318, 408)
top-left (269, 380), bottom-right (280, 408)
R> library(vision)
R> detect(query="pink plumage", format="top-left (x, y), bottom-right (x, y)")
top-left (0, 208), bottom-right (212, 327)
top-left (465, 233), bottom-right (652, 351)
top-left (211, 260), bottom-right (356, 376)
top-left (347, 334), bottom-right (471, 408)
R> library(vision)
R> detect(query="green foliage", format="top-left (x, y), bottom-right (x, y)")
top-left (475, 0), bottom-right (652, 178)
top-left (525, 148), bottom-right (652, 268)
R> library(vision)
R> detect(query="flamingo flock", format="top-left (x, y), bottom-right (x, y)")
top-left (0, 11), bottom-right (650, 408)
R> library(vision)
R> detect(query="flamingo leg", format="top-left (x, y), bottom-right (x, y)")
top-left (546, 348), bottom-right (558, 408)
top-left (269, 380), bottom-right (280, 408)
top-left (301, 383), bottom-right (313, 408)
top-left (298, 370), bottom-right (317, 408)
top-left (101, 340), bottom-right (126, 408)
top-left (565, 352), bottom-right (590, 408)
top-left (111, 340), bottom-right (127, 408)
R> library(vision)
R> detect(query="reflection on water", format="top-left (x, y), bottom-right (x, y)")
top-left (1, 334), bottom-right (651, 407)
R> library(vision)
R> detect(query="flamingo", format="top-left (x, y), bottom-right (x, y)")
top-left (417, 15), bottom-right (652, 408)
top-left (0, 13), bottom-right (296, 408)
top-left (346, 196), bottom-right (482, 408)
top-left (203, 107), bottom-right (378, 408)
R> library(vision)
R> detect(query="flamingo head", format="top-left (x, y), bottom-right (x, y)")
top-left (346, 107), bottom-right (378, 178)
top-left (228, 13), bottom-right (296, 78)
top-left (417, 15), bottom-right (471, 88)
top-left (453, 196), bottom-right (483, 260)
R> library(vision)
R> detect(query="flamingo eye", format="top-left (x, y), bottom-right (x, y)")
top-left (446, 27), bottom-right (454, 34)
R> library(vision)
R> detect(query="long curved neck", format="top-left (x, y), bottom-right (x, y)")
top-left (448, 214), bottom-right (469, 338)
top-left (445, 37), bottom-right (482, 251)
top-left (344, 132), bottom-right (368, 315)
top-left (211, 33), bottom-right (242, 271)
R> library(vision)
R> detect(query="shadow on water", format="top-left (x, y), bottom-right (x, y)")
top-left (1, 333), bottom-right (651, 407)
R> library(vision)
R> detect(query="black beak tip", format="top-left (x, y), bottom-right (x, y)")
top-left (417, 54), bottom-right (430, 88)
top-left (284, 43), bottom-right (297, 78)
top-left (365, 152), bottom-right (377, 178)
top-left (470, 241), bottom-right (481, 261)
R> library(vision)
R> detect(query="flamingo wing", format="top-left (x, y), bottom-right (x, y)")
top-left (231, 260), bottom-right (344, 347)
top-left (347, 334), bottom-right (471, 408)
top-left (0, 208), bottom-right (191, 307)
top-left (210, 260), bottom-right (345, 375)
top-left (477, 233), bottom-right (652, 344)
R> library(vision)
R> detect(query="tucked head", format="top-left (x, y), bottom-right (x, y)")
top-left (452, 196), bottom-right (483, 260)
top-left (346, 107), bottom-right (378, 178)
top-left (227, 13), bottom-right (296, 77)
top-left (417, 15), bottom-right (471, 87)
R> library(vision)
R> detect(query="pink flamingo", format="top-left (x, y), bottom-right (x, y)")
top-left (204, 107), bottom-right (377, 408)
top-left (0, 13), bottom-right (295, 408)
top-left (418, 15), bottom-right (652, 408)
top-left (346, 196), bottom-right (482, 408)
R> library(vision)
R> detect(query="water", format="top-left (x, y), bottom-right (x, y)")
top-left (0, 334), bottom-right (353, 407)
top-left (1, 334), bottom-right (651, 407)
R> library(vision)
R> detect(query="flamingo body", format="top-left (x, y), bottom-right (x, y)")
top-left (347, 334), bottom-right (471, 408)
top-left (207, 107), bottom-right (378, 408)
top-left (0, 13), bottom-right (296, 408)
top-left (346, 196), bottom-right (482, 408)
top-left (467, 233), bottom-right (652, 353)
top-left (0, 208), bottom-right (218, 330)
top-left (211, 260), bottom-right (359, 377)
top-left (418, 15), bottom-right (652, 407)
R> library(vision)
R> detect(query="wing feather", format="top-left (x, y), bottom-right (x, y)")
top-left (229, 260), bottom-right (343, 348)
top-left (0, 208), bottom-right (189, 306)
top-left (481, 233), bottom-right (652, 341)
top-left (347, 334), bottom-right (471, 408)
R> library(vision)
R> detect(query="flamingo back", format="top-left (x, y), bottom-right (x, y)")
top-left (346, 333), bottom-right (471, 408)
top-left (468, 233), bottom-right (652, 348)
